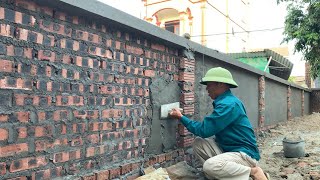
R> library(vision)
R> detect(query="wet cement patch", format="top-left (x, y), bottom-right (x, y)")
top-left (147, 76), bottom-right (180, 154)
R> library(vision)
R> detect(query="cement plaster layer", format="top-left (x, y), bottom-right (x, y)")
top-left (147, 77), bottom-right (180, 154)
top-left (291, 88), bottom-right (302, 118)
top-left (265, 80), bottom-right (288, 126)
top-left (304, 92), bottom-right (310, 115)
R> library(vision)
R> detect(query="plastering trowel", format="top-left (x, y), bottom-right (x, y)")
top-left (160, 102), bottom-right (183, 119)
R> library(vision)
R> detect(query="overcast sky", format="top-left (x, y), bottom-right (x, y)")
top-left (97, 0), bottom-right (304, 76)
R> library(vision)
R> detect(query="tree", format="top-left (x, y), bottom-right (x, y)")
top-left (278, 0), bottom-right (320, 78)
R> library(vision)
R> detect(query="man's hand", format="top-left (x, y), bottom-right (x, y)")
top-left (168, 108), bottom-right (183, 119)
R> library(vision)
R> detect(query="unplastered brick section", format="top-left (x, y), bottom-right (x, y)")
top-left (258, 76), bottom-right (265, 129)
top-left (178, 56), bottom-right (195, 148)
top-left (0, 0), bottom-right (181, 179)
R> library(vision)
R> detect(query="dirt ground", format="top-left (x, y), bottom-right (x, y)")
top-left (258, 113), bottom-right (320, 180)
top-left (138, 113), bottom-right (320, 180)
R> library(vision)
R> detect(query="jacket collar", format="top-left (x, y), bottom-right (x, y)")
top-left (213, 89), bottom-right (232, 106)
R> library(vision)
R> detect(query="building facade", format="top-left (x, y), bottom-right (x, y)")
top-left (143, 0), bottom-right (250, 53)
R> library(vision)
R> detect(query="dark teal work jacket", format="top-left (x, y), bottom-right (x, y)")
top-left (180, 90), bottom-right (260, 160)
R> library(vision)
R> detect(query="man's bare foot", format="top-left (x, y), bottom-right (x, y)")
top-left (250, 166), bottom-right (268, 180)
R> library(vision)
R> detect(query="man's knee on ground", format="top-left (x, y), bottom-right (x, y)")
top-left (203, 158), bottom-right (226, 177)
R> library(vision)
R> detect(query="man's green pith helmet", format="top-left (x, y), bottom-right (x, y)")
top-left (200, 67), bottom-right (238, 88)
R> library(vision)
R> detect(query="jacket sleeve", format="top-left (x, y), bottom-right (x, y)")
top-left (180, 103), bottom-right (238, 138)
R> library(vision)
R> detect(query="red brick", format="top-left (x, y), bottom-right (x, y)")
top-left (0, 128), bottom-right (8, 141)
top-left (60, 123), bottom-right (67, 134)
top-left (16, 111), bottom-right (29, 123)
top-left (33, 125), bottom-right (52, 137)
top-left (0, 59), bottom-right (14, 72)
top-left (73, 41), bottom-right (80, 51)
top-left (88, 122), bottom-right (99, 131)
top-left (86, 147), bottom-right (95, 157)
top-left (16, 78), bottom-right (32, 90)
top-left (72, 16), bottom-right (79, 24)
top-left (0, 162), bottom-right (6, 175)
top-left (81, 174), bottom-right (96, 180)
top-left (95, 169), bottom-right (109, 180)
top-left (131, 162), bottom-right (141, 171)
top-left (35, 139), bottom-right (68, 152)
top-left (0, 7), bottom-right (4, 19)
top-left (101, 109), bottom-right (123, 119)
top-left (144, 69), bottom-right (155, 77)
top-left (0, 24), bottom-right (12, 37)
top-left (53, 150), bottom-right (81, 163)
top-left (10, 156), bottom-right (47, 173)
top-left (72, 123), bottom-right (86, 133)
top-left (126, 45), bottom-right (144, 55)
top-left (0, 114), bottom-right (8, 122)
top-left (179, 71), bottom-right (194, 82)
top-left (109, 168), bottom-right (121, 179)
top-left (120, 163), bottom-right (132, 175)
top-left (39, 20), bottom-right (71, 36)
top-left (69, 150), bottom-right (81, 160)
top-left (47, 81), bottom-right (52, 91)
top-left (0, 143), bottom-right (28, 157)
top-left (178, 136), bottom-right (194, 147)
top-left (76, 30), bottom-right (89, 41)
top-left (17, 28), bottom-right (28, 41)
top-left (53, 152), bottom-right (69, 163)
top-left (158, 154), bottom-right (166, 163)
top-left (17, 127), bottom-right (27, 139)
top-left (165, 152), bottom-right (173, 161)
top-left (61, 69), bottom-right (67, 78)
top-left (6, 45), bottom-right (14, 56)
top-left (7, 177), bottom-right (28, 180)
top-left (33, 96), bottom-right (40, 106)
top-left (46, 66), bottom-right (52, 76)
top-left (37, 111), bottom-right (46, 121)
top-left (178, 124), bottom-right (190, 136)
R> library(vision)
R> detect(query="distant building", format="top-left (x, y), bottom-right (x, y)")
top-left (142, 0), bottom-right (250, 53)
top-left (228, 49), bottom-right (293, 80)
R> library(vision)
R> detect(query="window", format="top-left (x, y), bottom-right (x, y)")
top-left (165, 20), bottom-right (180, 35)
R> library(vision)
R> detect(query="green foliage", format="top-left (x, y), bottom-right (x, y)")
top-left (278, 0), bottom-right (320, 78)
top-left (288, 76), bottom-right (296, 82)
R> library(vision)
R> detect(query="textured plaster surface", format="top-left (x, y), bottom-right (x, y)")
top-left (265, 80), bottom-right (287, 125)
top-left (147, 77), bottom-right (180, 154)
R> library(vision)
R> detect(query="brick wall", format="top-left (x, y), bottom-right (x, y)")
top-left (0, 0), bottom-right (191, 179)
top-left (311, 89), bottom-right (320, 113)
